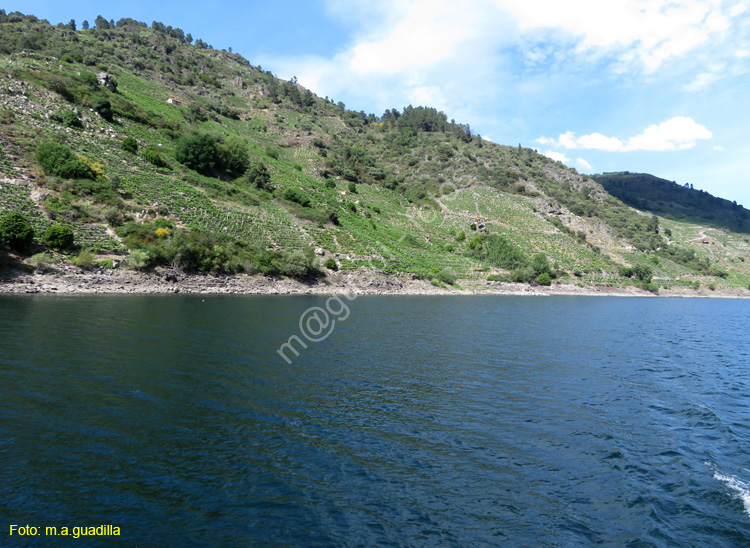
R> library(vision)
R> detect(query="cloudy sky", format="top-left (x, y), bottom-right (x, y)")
top-left (11, 0), bottom-right (750, 205)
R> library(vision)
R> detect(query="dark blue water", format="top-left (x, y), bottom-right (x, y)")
top-left (1, 295), bottom-right (749, 547)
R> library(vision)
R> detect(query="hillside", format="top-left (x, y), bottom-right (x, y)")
top-left (593, 172), bottom-right (750, 233)
top-left (0, 11), bottom-right (749, 294)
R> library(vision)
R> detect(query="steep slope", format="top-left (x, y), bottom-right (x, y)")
top-left (0, 11), bottom-right (748, 293)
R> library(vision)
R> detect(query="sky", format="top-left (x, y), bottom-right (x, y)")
top-left (8, 0), bottom-right (750, 206)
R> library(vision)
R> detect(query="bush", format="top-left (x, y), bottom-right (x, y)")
top-left (348, 182), bottom-right (357, 193)
top-left (121, 137), bottom-right (138, 154)
top-left (531, 253), bottom-right (551, 276)
top-left (36, 141), bottom-right (94, 179)
top-left (71, 248), bottom-right (96, 269)
top-left (325, 178), bottom-right (336, 189)
top-left (43, 224), bottom-right (74, 250)
top-left (128, 249), bottom-right (150, 270)
top-left (28, 253), bottom-right (55, 268)
top-left (52, 109), bottom-right (83, 129)
top-left (536, 272), bottom-right (552, 286)
top-left (142, 145), bottom-right (168, 168)
top-left (284, 188), bottom-right (311, 207)
top-left (0, 212), bottom-right (34, 253)
top-left (92, 96), bottom-right (113, 121)
top-left (324, 257), bottom-right (338, 270)
top-left (438, 266), bottom-right (458, 285)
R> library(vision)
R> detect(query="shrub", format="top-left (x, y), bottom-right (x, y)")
top-left (324, 179), bottom-right (336, 189)
top-left (28, 253), bottom-right (55, 268)
top-left (128, 249), bottom-right (150, 270)
top-left (265, 145), bottom-right (280, 160)
top-left (71, 248), bottom-right (96, 269)
top-left (36, 141), bottom-right (94, 179)
top-left (324, 257), bottom-right (338, 270)
top-left (43, 224), bottom-right (74, 250)
top-left (0, 212), bottom-right (34, 253)
top-left (536, 272), bottom-right (552, 286)
top-left (284, 188), bottom-right (311, 207)
top-left (142, 145), bottom-right (169, 168)
top-left (52, 109), bottom-right (83, 129)
top-left (438, 266), bottom-right (458, 285)
top-left (121, 137), bottom-right (138, 154)
top-left (348, 182), bottom-right (357, 193)
top-left (531, 253), bottom-right (551, 276)
top-left (92, 96), bottom-right (113, 121)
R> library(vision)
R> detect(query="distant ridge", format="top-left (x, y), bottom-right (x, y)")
top-left (593, 172), bottom-right (750, 234)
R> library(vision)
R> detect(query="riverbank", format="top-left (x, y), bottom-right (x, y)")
top-left (1, 267), bottom-right (748, 298)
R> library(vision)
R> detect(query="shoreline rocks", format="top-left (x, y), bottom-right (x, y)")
top-left (1, 268), bottom-right (748, 299)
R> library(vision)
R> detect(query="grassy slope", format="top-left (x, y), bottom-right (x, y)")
top-left (0, 13), bottom-right (748, 291)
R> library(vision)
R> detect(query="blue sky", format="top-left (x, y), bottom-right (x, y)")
top-left (9, 0), bottom-right (750, 206)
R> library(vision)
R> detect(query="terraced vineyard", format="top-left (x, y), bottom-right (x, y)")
top-left (0, 13), bottom-right (748, 291)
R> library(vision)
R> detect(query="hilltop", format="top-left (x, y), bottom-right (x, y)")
top-left (593, 172), bottom-right (750, 233)
top-left (0, 11), bottom-right (748, 295)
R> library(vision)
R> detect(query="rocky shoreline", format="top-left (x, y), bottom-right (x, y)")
top-left (1, 267), bottom-right (748, 298)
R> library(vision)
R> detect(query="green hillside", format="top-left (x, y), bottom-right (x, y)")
top-left (0, 11), bottom-right (748, 293)
top-left (593, 172), bottom-right (750, 233)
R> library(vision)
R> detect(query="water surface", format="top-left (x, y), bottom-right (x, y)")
top-left (1, 295), bottom-right (749, 546)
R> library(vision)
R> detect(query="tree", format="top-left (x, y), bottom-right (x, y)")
top-left (94, 15), bottom-right (110, 30)
top-left (185, 33), bottom-right (192, 44)
top-left (175, 133), bottom-right (217, 175)
top-left (82, 20), bottom-right (89, 30)
top-left (68, 19), bottom-right (76, 31)
top-left (531, 253), bottom-right (551, 276)
top-left (0, 212), bottom-right (34, 253)
top-left (246, 160), bottom-right (270, 190)
top-left (43, 225), bottom-right (74, 250)
top-left (220, 136), bottom-right (249, 174)
top-left (632, 264), bottom-right (653, 283)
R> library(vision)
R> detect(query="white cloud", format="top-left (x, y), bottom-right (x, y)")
top-left (540, 116), bottom-right (712, 152)
top-left (494, 0), bottom-right (737, 71)
top-left (577, 132), bottom-right (625, 151)
top-left (347, 0), bottom-right (484, 75)
top-left (730, 3), bottom-right (748, 17)
top-left (714, 145), bottom-right (725, 151)
top-left (626, 117), bottom-right (712, 151)
top-left (576, 158), bottom-right (593, 171)
top-left (482, 135), bottom-right (494, 142)
top-left (261, 0), bottom-right (742, 149)
top-left (543, 150), bottom-right (569, 163)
